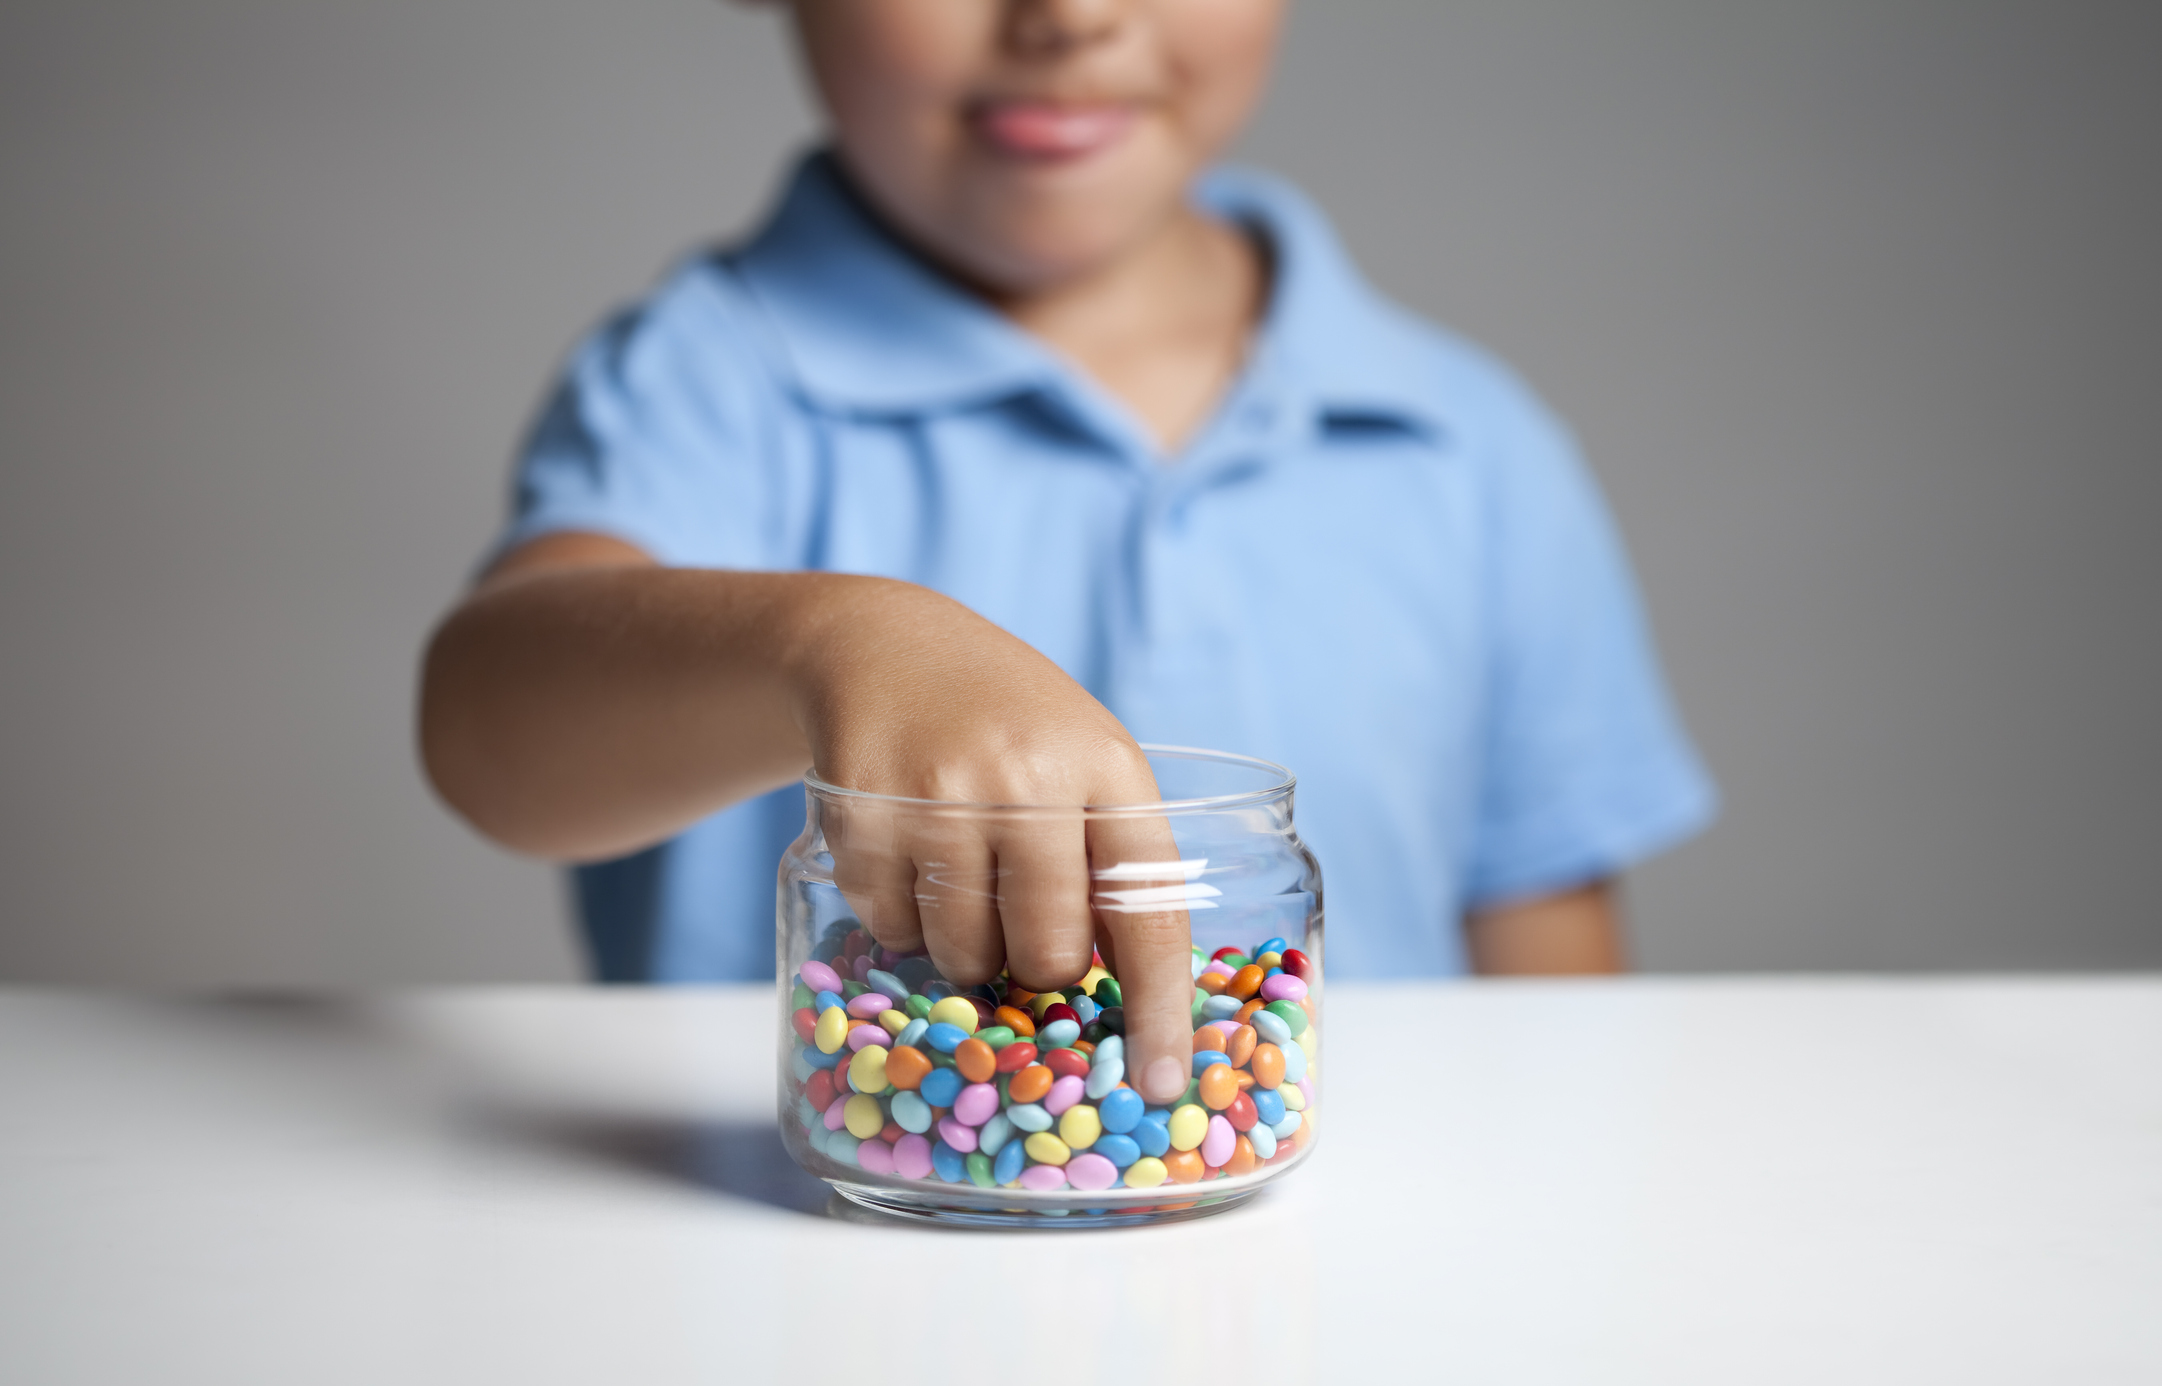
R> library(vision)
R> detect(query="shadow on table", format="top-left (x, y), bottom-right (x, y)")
top-left (497, 1111), bottom-right (835, 1217)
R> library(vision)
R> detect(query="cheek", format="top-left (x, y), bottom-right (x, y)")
top-left (1160, 0), bottom-right (1285, 150)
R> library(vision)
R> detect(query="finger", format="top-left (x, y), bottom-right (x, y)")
top-left (989, 813), bottom-right (1095, 993)
top-left (828, 799), bottom-right (923, 953)
top-left (1087, 813), bottom-right (1195, 1105)
top-left (911, 814), bottom-right (1004, 987)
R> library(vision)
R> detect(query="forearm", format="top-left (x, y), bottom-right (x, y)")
top-left (1465, 881), bottom-right (1626, 975)
top-left (420, 563), bottom-right (871, 862)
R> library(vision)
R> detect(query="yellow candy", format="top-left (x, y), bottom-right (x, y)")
top-left (813, 1005), bottom-right (850, 1055)
top-left (1167, 1103), bottom-right (1209, 1152)
top-left (1294, 1026), bottom-right (1317, 1062)
top-left (1058, 1103), bottom-right (1102, 1151)
top-left (849, 1044), bottom-right (889, 1095)
top-left (1023, 1131), bottom-right (1072, 1166)
top-left (927, 997), bottom-right (980, 1034)
top-left (878, 1009), bottom-right (910, 1038)
top-left (843, 1093), bottom-right (884, 1139)
top-left (1079, 966), bottom-right (1112, 996)
top-left (1254, 952), bottom-right (1283, 970)
top-left (1027, 993), bottom-right (1060, 1021)
top-left (1123, 1156), bottom-right (1169, 1189)
top-left (1279, 1083), bottom-right (1307, 1112)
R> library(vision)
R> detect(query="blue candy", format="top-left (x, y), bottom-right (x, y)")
top-left (790, 1047), bottom-right (817, 1082)
top-left (1071, 995), bottom-right (1100, 1025)
top-left (1256, 937), bottom-right (1288, 957)
top-left (1192, 1049), bottom-right (1231, 1076)
top-left (931, 1140), bottom-right (967, 1183)
top-left (993, 1136), bottom-right (1026, 1186)
top-left (804, 1044), bottom-right (843, 1071)
top-left (919, 1067), bottom-right (964, 1108)
top-left (815, 990), bottom-right (845, 1013)
top-left (1092, 1133), bottom-right (1141, 1168)
top-left (1133, 1117), bottom-right (1172, 1158)
top-left (895, 1017), bottom-right (929, 1050)
top-left (1098, 1087), bottom-right (1145, 1133)
top-left (925, 1022), bottom-right (970, 1053)
top-left (1038, 1018), bottom-right (1081, 1049)
top-left (1252, 1087), bottom-right (1286, 1125)
top-left (865, 969), bottom-right (908, 1002)
top-left (1264, 967), bottom-right (1283, 978)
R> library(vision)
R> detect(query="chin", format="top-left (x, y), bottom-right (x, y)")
top-left (951, 169), bottom-right (1188, 292)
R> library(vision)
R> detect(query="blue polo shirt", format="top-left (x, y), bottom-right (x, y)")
top-left (499, 150), bottom-right (1714, 982)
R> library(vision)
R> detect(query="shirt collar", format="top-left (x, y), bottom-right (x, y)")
top-left (729, 149), bottom-right (1449, 436)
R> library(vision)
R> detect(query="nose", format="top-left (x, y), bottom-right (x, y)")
top-left (1003, 0), bottom-right (1131, 57)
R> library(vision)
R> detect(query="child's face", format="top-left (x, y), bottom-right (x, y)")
top-left (787, 0), bottom-right (1284, 293)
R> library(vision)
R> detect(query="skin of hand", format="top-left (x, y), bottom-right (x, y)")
top-left (1466, 882), bottom-right (1627, 975)
top-left (421, 533), bottom-right (1198, 1102)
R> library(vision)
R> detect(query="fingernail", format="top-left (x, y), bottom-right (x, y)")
top-left (1143, 1058), bottom-right (1183, 1100)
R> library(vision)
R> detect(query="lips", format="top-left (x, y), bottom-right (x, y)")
top-left (973, 102), bottom-right (1138, 160)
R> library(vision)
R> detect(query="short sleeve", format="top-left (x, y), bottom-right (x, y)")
top-left (1464, 389), bottom-right (1716, 907)
top-left (490, 265), bottom-right (788, 572)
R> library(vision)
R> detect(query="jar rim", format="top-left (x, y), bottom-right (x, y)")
top-left (802, 743), bottom-right (1295, 817)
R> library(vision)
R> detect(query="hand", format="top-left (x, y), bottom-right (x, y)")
top-left (794, 580), bottom-right (1194, 1104)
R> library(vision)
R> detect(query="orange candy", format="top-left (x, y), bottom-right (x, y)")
top-left (1249, 1042), bottom-right (1285, 1089)
top-left (883, 1045), bottom-right (931, 1091)
top-left (954, 1037), bottom-right (997, 1084)
top-left (1006, 1064), bottom-right (1053, 1104)
top-left (1196, 972), bottom-right (1229, 997)
top-left (1192, 1029), bottom-right (1223, 1054)
top-left (1233, 999), bottom-right (1266, 1025)
top-left (1225, 1023), bottom-right (1257, 1068)
top-left (993, 1006), bottom-right (1036, 1038)
top-left (1234, 1070), bottom-right (1255, 1091)
top-left (1226, 964), bottom-right (1266, 1001)
top-left (1162, 1149), bottom-right (1205, 1184)
top-left (1074, 1039), bottom-right (1095, 1056)
top-left (1224, 1135), bottom-right (1258, 1177)
top-left (1197, 1062), bottom-right (1238, 1110)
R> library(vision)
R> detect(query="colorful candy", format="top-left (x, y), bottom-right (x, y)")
top-left (785, 924), bottom-right (1318, 1198)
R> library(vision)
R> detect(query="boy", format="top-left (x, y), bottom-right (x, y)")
top-left (420, 0), bottom-right (1713, 1108)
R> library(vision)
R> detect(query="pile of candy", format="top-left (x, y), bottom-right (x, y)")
top-left (784, 924), bottom-right (1318, 1193)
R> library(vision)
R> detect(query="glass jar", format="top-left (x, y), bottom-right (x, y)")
top-left (776, 745), bottom-right (1323, 1227)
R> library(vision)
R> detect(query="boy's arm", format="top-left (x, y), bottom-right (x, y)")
top-left (418, 531), bottom-right (1195, 1102)
top-left (1465, 882), bottom-right (1625, 975)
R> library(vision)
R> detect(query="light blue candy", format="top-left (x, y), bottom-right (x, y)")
top-left (1251, 1087), bottom-right (1286, 1125)
top-left (826, 1133), bottom-right (861, 1167)
top-left (1091, 1035), bottom-right (1124, 1069)
top-left (1190, 953), bottom-right (1207, 979)
top-left (797, 1096), bottom-right (819, 1128)
top-left (919, 1067), bottom-right (963, 1108)
top-left (865, 969), bottom-right (908, 1002)
top-left (930, 1140), bottom-right (967, 1183)
top-left (1005, 1102), bottom-right (1053, 1133)
top-left (790, 1047), bottom-right (818, 1082)
top-left (925, 1022), bottom-right (970, 1053)
top-left (891, 1089), bottom-right (934, 1134)
top-left (1084, 1057), bottom-right (1124, 1099)
top-left (1133, 1116), bottom-right (1171, 1158)
top-left (1247, 1123), bottom-right (1278, 1160)
top-left (979, 1112), bottom-right (1016, 1156)
top-left (1201, 995), bottom-right (1243, 1021)
top-left (1192, 1049), bottom-right (1231, 1076)
top-left (1039, 1018), bottom-right (1081, 1049)
top-left (1271, 1111), bottom-right (1302, 1139)
top-left (993, 1137), bottom-right (1026, 1185)
top-left (1281, 1042), bottom-right (1308, 1084)
top-left (895, 1017), bottom-right (929, 1050)
top-left (1092, 1133), bottom-right (1141, 1168)
top-left (1251, 1010), bottom-right (1291, 1046)
top-left (1098, 1087), bottom-right (1144, 1133)
top-left (1071, 995), bottom-right (1100, 1025)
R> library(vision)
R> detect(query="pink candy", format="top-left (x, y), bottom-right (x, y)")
top-left (1018, 1164), bottom-right (1068, 1191)
top-left (846, 1024), bottom-right (887, 1051)
top-left (1201, 1113), bottom-right (1236, 1167)
top-left (1064, 1153), bottom-right (1117, 1190)
top-left (937, 1117), bottom-right (979, 1153)
top-left (797, 960), bottom-right (842, 994)
top-left (1043, 1074), bottom-right (1086, 1116)
top-left (1259, 974), bottom-right (1308, 1003)
top-left (1201, 960), bottom-right (1237, 980)
top-left (893, 1133), bottom-right (934, 1180)
top-left (823, 1096), bottom-right (849, 1131)
top-left (846, 993), bottom-right (892, 1019)
top-left (952, 1082), bottom-right (1000, 1126)
top-left (855, 1139), bottom-right (895, 1175)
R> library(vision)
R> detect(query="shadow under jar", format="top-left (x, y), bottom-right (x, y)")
top-left (776, 746), bottom-right (1324, 1228)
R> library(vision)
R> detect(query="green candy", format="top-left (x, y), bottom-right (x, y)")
top-left (841, 979), bottom-right (869, 1000)
top-left (1093, 978), bottom-right (1123, 1007)
top-left (1220, 953), bottom-right (1251, 971)
top-left (1190, 987), bottom-right (1208, 1024)
top-left (790, 982), bottom-right (814, 1010)
top-left (904, 994), bottom-right (934, 1020)
top-left (929, 1047), bottom-right (957, 1069)
top-left (1264, 998), bottom-right (1309, 1037)
top-left (976, 1025), bottom-right (1018, 1050)
top-left (965, 1152), bottom-right (996, 1188)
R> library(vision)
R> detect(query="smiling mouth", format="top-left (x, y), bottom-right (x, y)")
top-left (971, 102), bottom-right (1139, 160)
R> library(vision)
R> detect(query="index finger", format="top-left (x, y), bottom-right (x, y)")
top-left (1086, 813), bottom-right (1196, 1106)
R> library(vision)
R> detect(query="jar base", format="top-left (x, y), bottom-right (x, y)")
top-left (830, 1179), bottom-right (1261, 1230)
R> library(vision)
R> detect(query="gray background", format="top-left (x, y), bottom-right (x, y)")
top-left (2, 0), bottom-right (2157, 983)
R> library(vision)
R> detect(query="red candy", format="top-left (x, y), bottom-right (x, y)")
top-left (1042, 1002), bottom-right (1079, 1027)
top-left (1281, 948), bottom-right (1313, 982)
top-left (1043, 1048), bottom-right (1090, 1081)
top-left (995, 1042), bottom-right (1039, 1073)
top-left (1211, 946), bottom-right (1245, 963)
top-left (1225, 1090), bottom-right (1259, 1132)
top-left (790, 1007), bottom-right (819, 1042)
top-left (805, 1070), bottom-right (837, 1111)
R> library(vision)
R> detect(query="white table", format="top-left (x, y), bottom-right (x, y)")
top-left (2, 980), bottom-right (2156, 1384)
